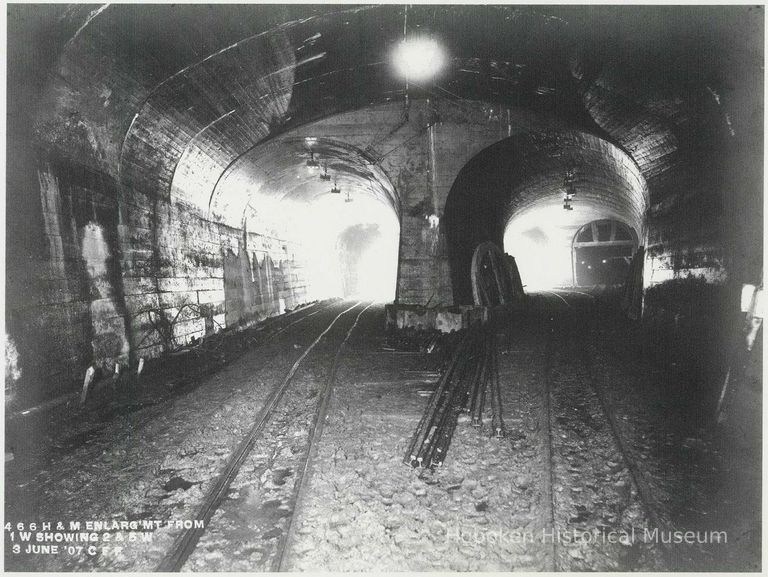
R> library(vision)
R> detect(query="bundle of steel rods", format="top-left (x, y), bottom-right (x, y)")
top-left (489, 334), bottom-right (506, 438)
top-left (404, 323), bottom-right (505, 469)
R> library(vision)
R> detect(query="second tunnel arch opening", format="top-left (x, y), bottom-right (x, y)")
top-left (444, 131), bottom-right (649, 302)
top-left (572, 219), bottom-right (638, 287)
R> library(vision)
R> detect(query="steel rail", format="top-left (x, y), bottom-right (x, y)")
top-left (240, 300), bottom-right (327, 344)
top-left (471, 336), bottom-right (490, 428)
top-left (580, 343), bottom-right (676, 569)
top-left (539, 289), bottom-right (572, 308)
top-left (489, 331), bottom-right (506, 438)
top-left (546, 290), bottom-right (674, 568)
top-left (550, 287), bottom-right (596, 300)
top-left (466, 330), bottom-right (487, 415)
top-left (541, 324), bottom-right (559, 572)
top-left (269, 299), bottom-right (341, 338)
top-left (155, 300), bottom-right (363, 572)
top-left (274, 302), bottom-right (375, 571)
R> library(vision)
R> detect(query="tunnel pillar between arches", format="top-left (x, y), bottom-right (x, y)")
top-left (396, 214), bottom-right (453, 307)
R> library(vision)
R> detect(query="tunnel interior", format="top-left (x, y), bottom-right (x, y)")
top-left (7, 4), bottom-right (762, 391)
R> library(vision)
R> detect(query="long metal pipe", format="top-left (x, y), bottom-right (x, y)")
top-left (471, 332), bottom-right (491, 427)
top-left (489, 331), bottom-right (506, 438)
top-left (417, 335), bottom-right (477, 465)
top-left (427, 337), bottom-right (480, 467)
top-left (403, 330), bottom-right (472, 466)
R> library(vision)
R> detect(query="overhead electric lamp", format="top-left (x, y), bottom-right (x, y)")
top-left (306, 151), bottom-right (319, 169)
top-left (319, 161), bottom-right (331, 181)
top-left (392, 37), bottom-right (446, 82)
top-left (564, 168), bottom-right (577, 196)
top-left (330, 176), bottom-right (341, 194)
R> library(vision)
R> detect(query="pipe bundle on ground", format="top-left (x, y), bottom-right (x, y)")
top-left (404, 323), bottom-right (505, 469)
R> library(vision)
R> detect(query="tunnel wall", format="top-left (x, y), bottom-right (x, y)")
top-left (4, 9), bottom-right (321, 403)
top-left (6, 150), bottom-right (309, 404)
top-left (580, 39), bottom-right (763, 292)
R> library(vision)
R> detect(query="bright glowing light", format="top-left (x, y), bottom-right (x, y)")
top-left (503, 200), bottom-right (634, 289)
top-left (503, 207), bottom-right (585, 289)
top-left (287, 193), bottom-right (399, 302)
top-left (392, 38), bottom-right (446, 81)
top-left (353, 227), bottom-right (399, 301)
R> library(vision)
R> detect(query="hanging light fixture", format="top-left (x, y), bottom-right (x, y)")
top-left (392, 3), bottom-right (447, 114)
top-left (319, 161), bottom-right (331, 181)
top-left (564, 168), bottom-right (577, 195)
top-left (562, 167), bottom-right (576, 210)
top-left (330, 176), bottom-right (341, 194)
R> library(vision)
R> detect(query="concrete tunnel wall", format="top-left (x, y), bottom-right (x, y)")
top-left (5, 5), bottom-right (763, 404)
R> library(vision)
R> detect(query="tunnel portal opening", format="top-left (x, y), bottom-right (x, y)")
top-left (212, 136), bottom-right (401, 310)
top-left (337, 223), bottom-right (399, 302)
top-left (445, 131), bottom-right (648, 302)
top-left (572, 219), bottom-right (638, 287)
top-left (252, 184), bottom-right (401, 305)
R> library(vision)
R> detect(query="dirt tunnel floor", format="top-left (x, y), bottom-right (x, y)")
top-left (3, 296), bottom-right (761, 571)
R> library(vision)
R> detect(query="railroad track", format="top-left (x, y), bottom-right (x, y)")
top-left (156, 300), bottom-right (373, 572)
top-left (265, 299), bottom-right (343, 339)
top-left (537, 289), bottom-right (672, 571)
top-left (5, 301), bottom-right (341, 425)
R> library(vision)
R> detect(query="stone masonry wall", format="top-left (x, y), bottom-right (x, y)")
top-left (6, 152), bottom-right (308, 404)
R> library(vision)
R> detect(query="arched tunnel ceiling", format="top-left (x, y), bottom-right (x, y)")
top-left (503, 132), bottom-right (647, 234)
top-left (210, 137), bottom-right (399, 227)
top-left (444, 131), bottom-right (647, 237)
top-left (25, 4), bottom-right (760, 223)
top-left (114, 3), bottom-right (584, 209)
